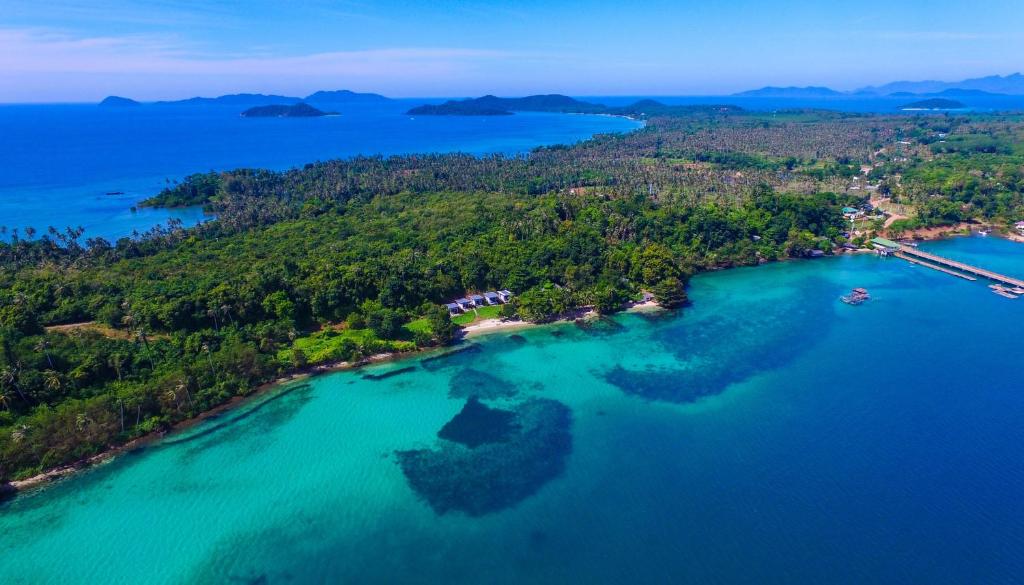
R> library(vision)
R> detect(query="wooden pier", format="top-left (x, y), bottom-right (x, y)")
top-left (896, 245), bottom-right (1024, 288)
top-left (894, 252), bottom-right (977, 281)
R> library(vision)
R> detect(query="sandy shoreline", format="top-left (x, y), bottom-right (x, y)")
top-left (4, 299), bottom-right (665, 497)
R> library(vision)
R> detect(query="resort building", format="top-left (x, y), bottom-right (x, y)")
top-left (442, 290), bottom-right (515, 314)
top-left (870, 237), bottom-right (901, 255)
top-left (1015, 221), bottom-right (1024, 235)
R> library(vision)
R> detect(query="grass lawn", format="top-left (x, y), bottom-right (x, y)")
top-left (277, 327), bottom-right (416, 364)
top-left (452, 304), bottom-right (503, 326)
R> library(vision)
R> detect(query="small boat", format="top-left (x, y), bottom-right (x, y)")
top-left (992, 289), bottom-right (1019, 299)
top-left (841, 287), bottom-right (871, 305)
top-left (1010, 287), bottom-right (1024, 295)
top-left (105, 191), bottom-right (126, 195)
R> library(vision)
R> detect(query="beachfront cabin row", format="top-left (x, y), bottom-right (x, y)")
top-left (444, 290), bottom-right (515, 314)
top-left (870, 237), bottom-right (901, 256)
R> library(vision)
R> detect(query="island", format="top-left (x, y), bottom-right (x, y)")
top-left (900, 98), bottom-right (966, 110)
top-left (407, 94), bottom-right (605, 115)
top-left (240, 103), bottom-right (336, 118)
top-left (6, 100), bottom-right (1024, 501)
top-left (98, 96), bottom-right (141, 107)
top-left (733, 86), bottom-right (842, 98)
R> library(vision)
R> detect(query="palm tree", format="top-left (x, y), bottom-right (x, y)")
top-left (42, 370), bottom-right (62, 393)
top-left (35, 338), bottom-right (54, 369)
top-left (0, 366), bottom-right (28, 405)
top-left (0, 388), bottom-right (11, 412)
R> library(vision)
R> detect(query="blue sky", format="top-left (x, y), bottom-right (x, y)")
top-left (2, 0), bottom-right (1023, 101)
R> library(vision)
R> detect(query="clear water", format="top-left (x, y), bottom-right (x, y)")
top-left (3, 236), bottom-right (1023, 584)
top-left (0, 101), bottom-right (640, 240)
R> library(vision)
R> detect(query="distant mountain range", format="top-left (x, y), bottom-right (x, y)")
top-left (858, 73), bottom-right (1024, 96)
top-left (735, 73), bottom-right (1024, 97)
top-left (98, 90), bottom-right (390, 107)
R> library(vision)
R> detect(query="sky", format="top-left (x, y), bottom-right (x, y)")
top-left (1, 0), bottom-right (1023, 102)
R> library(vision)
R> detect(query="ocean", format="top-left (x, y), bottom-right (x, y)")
top-left (0, 101), bottom-right (640, 241)
top-left (2, 235), bottom-right (1022, 584)
top-left (5, 94), bottom-right (1024, 242)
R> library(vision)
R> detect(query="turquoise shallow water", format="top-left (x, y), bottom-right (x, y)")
top-left (2, 236), bottom-right (1024, 584)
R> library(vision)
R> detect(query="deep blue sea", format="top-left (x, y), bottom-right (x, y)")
top-left (0, 100), bottom-right (640, 240)
top-left (4, 94), bottom-right (1023, 242)
top-left (2, 235), bottom-right (1023, 584)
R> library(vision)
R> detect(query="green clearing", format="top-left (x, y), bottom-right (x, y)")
top-left (452, 304), bottom-right (503, 326)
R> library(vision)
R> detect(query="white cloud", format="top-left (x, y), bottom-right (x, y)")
top-left (0, 27), bottom-right (525, 100)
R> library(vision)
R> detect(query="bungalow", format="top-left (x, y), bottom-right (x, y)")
top-left (455, 298), bottom-right (473, 311)
top-left (1015, 221), bottom-right (1024, 235)
top-left (497, 289), bottom-right (514, 303)
top-left (445, 303), bottom-right (462, 316)
top-left (469, 294), bottom-right (485, 307)
top-left (842, 206), bottom-right (860, 218)
top-left (483, 291), bottom-right (500, 305)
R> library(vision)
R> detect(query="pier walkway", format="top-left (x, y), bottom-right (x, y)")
top-left (897, 245), bottom-right (1024, 287)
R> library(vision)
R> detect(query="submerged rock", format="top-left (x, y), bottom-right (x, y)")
top-left (447, 367), bottom-right (519, 400)
top-left (605, 285), bottom-right (832, 403)
top-left (396, 398), bottom-right (572, 516)
top-left (574, 315), bottom-right (626, 337)
top-left (437, 397), bottom-right (519, 448)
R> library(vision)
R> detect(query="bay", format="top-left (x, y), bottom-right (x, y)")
top-left (0, 101), bottom-right (640, 240)
top-left (2, 236), bottom-right (1022, 584)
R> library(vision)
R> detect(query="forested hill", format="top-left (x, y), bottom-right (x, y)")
top-left (407, 94), bottom-right (607, 115)
top-left (3, 110), bottom-right (1024, 485)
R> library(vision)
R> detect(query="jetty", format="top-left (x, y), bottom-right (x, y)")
top-left (871, 236), bottom-right (1024, 289)
top-left (897, 245), bottom-right (1024, 288)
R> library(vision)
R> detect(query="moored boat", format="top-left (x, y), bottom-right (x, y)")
top-left (841, 287), bottom-right (871, 305)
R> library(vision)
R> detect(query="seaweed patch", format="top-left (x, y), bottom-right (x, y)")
top-left (396, 398), bottom-right (572, 516)
top-left (362, 366), bottom-right (417, 381)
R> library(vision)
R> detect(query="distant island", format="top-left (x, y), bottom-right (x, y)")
top-left (240, 103), bottom-right (336, 117)
top-left (407, 94), bottom-right (606, 116)
top-left (96, 89), bottom-right (389, 107)
top-left (98, 96), bottom-right (141, 107)
top-left (405, 94), bottom-right (742, 118)
top-left (900, 98), bottom-right (966, 110)
top-left (304, 90), bottom-right (390, 104)
top-left (733, 86), bottom-right (842, 98)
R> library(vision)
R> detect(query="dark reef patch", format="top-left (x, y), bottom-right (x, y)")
top-left (396, 398), bottom-right (572, 516)
top-left (508, 334), bottom-right (527, 344)
top-left (437, 397), bottom-right (519, 448)
top-left (420, 344), bottom-right (483, 371)
top-left (448, 367), bottom-right (519, 400)
top-left (574, 316), bottom-right (626, 337)
top-left (605, 283), bottom-right (832, 403)
top-left (362, 366), bottom-right (417, 381)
